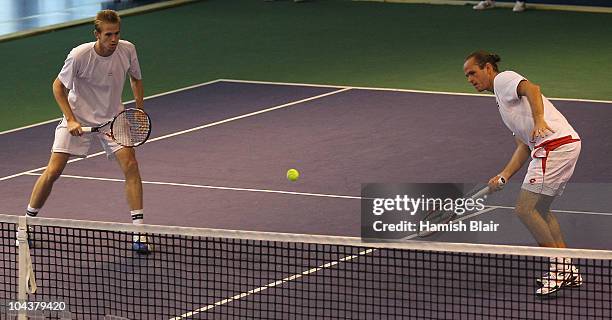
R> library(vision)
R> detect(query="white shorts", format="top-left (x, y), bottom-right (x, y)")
top-left (51, 120), bottom-right (123, 159)
top-left (522, 137), bottom-right (581, 197)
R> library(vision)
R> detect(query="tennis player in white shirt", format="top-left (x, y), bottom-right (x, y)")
top-left (463, 50), bottom-right (582, 295)
top-left (24, 10), bottom-right (151, 253)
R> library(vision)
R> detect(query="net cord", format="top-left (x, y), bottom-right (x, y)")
top-left (2, 213), bottom-right (611, 260)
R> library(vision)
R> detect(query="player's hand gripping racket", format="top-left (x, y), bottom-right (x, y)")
top-left (417, 177), bottom-right (506, 238)
top-left (82, 108), bottom-right (151, 147)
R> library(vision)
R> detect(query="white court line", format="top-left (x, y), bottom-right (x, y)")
top-left (169, 247), bottom-right (377, 319)
top-left (220, 79), bottom-right (493, 98)
top-left (220, 78), bottom-right (612, 104)
top-left (488, 205), bottom-right (612, 217)
top-left (0, 79), bottom-right (223, 136)
top-left (3, 78), bottom-right (610, 136)
top-left (0, 118), bottom-right (65, 135)
top-left (22, 172), bottom-right (612, 217)
top-left (146, 87), bottom-right (350, 143)
top-left (0, 154), bottom-right (104, 182)
top-left (414, 204), bottom-right (612, 218)
top-left (0, 87), bottom-right (350, 181)
top-left (23, 173), bottom-right (361, 200)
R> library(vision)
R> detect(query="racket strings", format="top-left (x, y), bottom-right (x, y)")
top-left (111, 109), bottom-right (151, 147)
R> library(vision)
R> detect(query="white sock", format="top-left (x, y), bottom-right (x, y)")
top-left (131, 209), bottom-right (144, 225)
top-left (131, 209), bottom-right (145, 242)
top-left (26, 205), bottom-right (39, 217)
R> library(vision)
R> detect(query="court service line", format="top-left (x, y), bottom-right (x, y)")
top-left (220, 78), bottom-right (612, 104)
top-left (0, 79), bottom-right (223, 136)
top-left (22, 172), bottom-right (361, 200)
top-left (445, 204), bottom-right (612, 217)
top-left (21, 172), bottom-right (612, 217)
top-left (447, 204), bottom-right (612, 217)
top-left (0, 87), bottom-right (350, 182)
top-left (487, 205), bottom-right (612, 217)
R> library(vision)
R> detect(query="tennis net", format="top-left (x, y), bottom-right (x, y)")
top-left (1, 213), bottom-right (611, 319)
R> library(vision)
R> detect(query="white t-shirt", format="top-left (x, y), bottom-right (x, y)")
top-left (493, 71), bottom-right (579, 149)
top-left (58, 40), bottom-right (142, 126)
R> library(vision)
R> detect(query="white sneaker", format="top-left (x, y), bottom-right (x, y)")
top-left (513, 1), bottom-right (526, 12)
top-left (536, 271), bottom-right (571, 296)
top-left (132, 234), bottom-right (153, 254)
top-left (473, 1), bottom-right (495, 10)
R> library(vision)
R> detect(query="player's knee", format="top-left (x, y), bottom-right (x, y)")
top-left (43, 167), bottom-right (63, 182)
top-left (123, 159), bottom-right (140, 177)
top-left (542, 211), bottom-right (555, 223)
top-left (514, 203), bottom-right (532, 219)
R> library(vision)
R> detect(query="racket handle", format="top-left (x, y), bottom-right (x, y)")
top-left (495, 176), bottom-right (507, 191)
top-left (81, 127), bottom-right (93, 133)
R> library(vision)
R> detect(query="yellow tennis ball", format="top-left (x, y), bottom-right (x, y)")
top-left (287, 169), bottom-right (300, 181)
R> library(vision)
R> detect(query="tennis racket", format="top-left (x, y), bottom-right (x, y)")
top-left (82, 108), bottom-right (151, 147)
top-left (417, 177), bottom-right (506, 238)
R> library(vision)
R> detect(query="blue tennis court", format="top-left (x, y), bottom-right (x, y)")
top-left (2, 80), bottom-right (612, 319)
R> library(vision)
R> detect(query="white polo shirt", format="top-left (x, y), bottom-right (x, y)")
top-left (493, 71), bottom-right (579, 150)
top-left (57, 40), bottom-right (142, 127)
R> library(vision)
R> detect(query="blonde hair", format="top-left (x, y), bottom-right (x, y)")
top-left (94, 10), bottom-right (121, 32)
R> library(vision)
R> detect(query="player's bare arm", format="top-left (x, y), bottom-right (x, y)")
top-left (517, 80), bottom-right (554, 141)
top-left (129, 75), bottom-right (144, 109)
top-left (489, 137), bottom-right (530, 188)
top-left (52, 78), bottom-right (82, 136)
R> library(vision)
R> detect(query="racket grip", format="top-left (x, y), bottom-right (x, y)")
top-left (81, 127), bottom-right (93, 133)
top-left (496, 176), bottom-right (507, 190)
